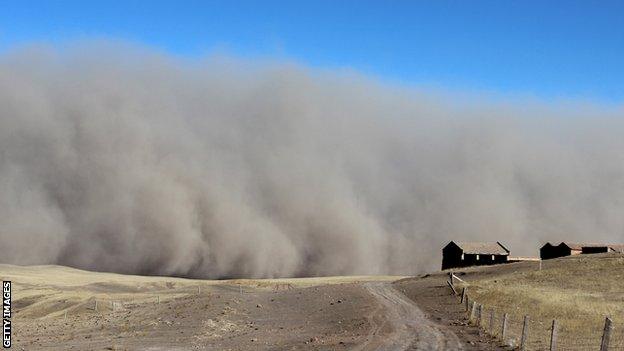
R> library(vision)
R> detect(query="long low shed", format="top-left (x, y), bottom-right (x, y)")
top-left (442, 241), bottom-right (510, 270)
top-left (540, 242), bottom-right (624, 260)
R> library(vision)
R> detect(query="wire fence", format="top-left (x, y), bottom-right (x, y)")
top-left (449, 273), bottom-right (621, 350)
top-left (41, 283), bottom-right (218, 320)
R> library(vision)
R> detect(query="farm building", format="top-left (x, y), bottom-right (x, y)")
top-left (442, 241), bottom-right (510, 270)
top-left (539, 242), bottom-right (579, 260)
top-left (540, 242), bottom-right (624, 260)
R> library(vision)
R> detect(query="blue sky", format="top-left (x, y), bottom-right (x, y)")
top-left (1, 0), bottom-right (623, 103)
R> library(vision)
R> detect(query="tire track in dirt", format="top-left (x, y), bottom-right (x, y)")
top-left (356, 282), bottom-right (464, 351)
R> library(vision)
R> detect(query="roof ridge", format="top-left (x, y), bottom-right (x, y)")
top-left (449, 241), bottom-right (510, 255)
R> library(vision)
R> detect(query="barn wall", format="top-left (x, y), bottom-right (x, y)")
top-left (442, 250), bottom-right (508, 269)
top-left (441, 243), bottom-right (463, 270)
top-left (540, 245), bottom-right (560, 260)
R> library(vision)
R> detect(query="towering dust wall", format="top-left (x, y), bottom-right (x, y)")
top-left (1, 46), bottom-right (623, 278)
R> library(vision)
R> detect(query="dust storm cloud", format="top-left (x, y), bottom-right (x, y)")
top-left (1, 46), bottom-right (623, 278)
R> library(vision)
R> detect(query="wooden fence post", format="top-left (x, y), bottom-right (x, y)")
top-left (501, 313), bottom-right (508, 342)
top-left (520, 315), bottom-right (529, 351)
top-left (489, 309), bottom-right (495, 333)
top-left (470, 301), bottom-right (477, 322)
top-left (94, 300), bottom-right (98, 312)
top-left (447, 280), bottom-right (457, 295)
top-left (451, 273), bottom-right (466, 283)
top-left (600, 317), bottom-right (613, 351)
top-left (549, 319), bottom-right (557, 351)
top-left (477, 304), bottom-right (483, 327)
top-left (460, 287), bottom-right (466, 304)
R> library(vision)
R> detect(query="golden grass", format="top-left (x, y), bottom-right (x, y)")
top-left (231, 275), bottom-right (405, 288)
top-left (464, 254), bottom-right (624, 350)
top-left (0, 264), bottom-right (404, 319)
top-left (0, 264), bottom-right (403, 288)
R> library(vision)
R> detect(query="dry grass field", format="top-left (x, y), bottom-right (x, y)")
top-left (12, 255), bottom-right (622, 350)
top-left (0, 263), bottom-right (507, 350)
top-left (0, 263), bottom-right (403, 319)
top-left (451, 253), bottom-right (624, 350)
top-left (1, 264), bottom-right (416, 350)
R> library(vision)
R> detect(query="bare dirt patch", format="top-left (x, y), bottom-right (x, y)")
top-left (2, 265), bottom-right (401, 350)
top-left (4, 264), bottom-right (510, 350)
top-left (395, 275), bottom-right (514, 351)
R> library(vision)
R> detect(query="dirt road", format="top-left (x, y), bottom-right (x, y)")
top-left (357, 283), bottom-right (464, 351)
top-left (3, 265), bottom-right (504, 350)
top-left (396, 276), bottom-right (512, 351)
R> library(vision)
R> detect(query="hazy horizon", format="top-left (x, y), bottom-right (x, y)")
top-left (1, 45), bottom-right (623, 278)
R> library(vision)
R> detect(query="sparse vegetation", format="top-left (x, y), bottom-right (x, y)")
top-left (0, 264), bottom-right (408, 350)
top-left (464, 253), bottom-right (624, 349)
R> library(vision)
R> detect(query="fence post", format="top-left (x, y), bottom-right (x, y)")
top-left (520, 315), bottom-right (529, 351)
top-left (470, 301), bottom-right (477, 322)
top-left (94, 300), bottom-right (98, 312)
top-left (447, 280), bottom-right (457, 295)
top-left (549, 319), bottom-right (557, 351)
top-left (460, 287), bottom-right (466, 304)
top-left (477, 304), bottom-right (483, 327)
top-left (600, 317), bottom-right (613, 351)
top-left (489, 309), bottom-right (495, 333)
top-left (501, 313), bottom-right (508, 342)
